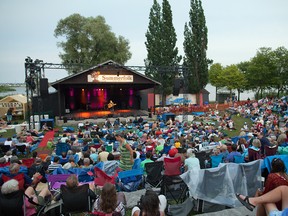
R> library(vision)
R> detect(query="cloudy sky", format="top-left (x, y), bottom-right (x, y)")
top-left (0, 0), bottom-right (287, 88)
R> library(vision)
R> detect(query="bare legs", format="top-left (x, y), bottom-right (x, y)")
top-left (239, 186), bottom-right (288, 213)
top-left (25, 185), bottom-right (52, 205)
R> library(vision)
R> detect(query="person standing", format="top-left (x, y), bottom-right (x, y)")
top-left (115, 133), bottom-right (133, 171)
top-left (6, 108), bottom-right (13, 124)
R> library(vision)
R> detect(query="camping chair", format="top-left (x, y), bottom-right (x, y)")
top-left (117, 168), bottom-right (144, 192)
top-left (1, 173), bottom-right (25, 190)
top-left (94, 167), bottom-right (117, 187)
top-left (60, 184), bottom-right (92, 215)
top-left (0, 190), bottom-right (25, 216)
top-left (144, 161), bottom-right (163, 189)
top-left (240, 160), bottom-right (262, 197)
top-left (233, 155), bottom-right (245, 164)
top-left (16, 144), bottom-right (27, 155)
top-left (196, 165), bottom-right (234, 212)
top-left (47, 174), bottom-right (71, 194)
top-left (195, 151), bottom-right (208, 169)
top-left (248, 148), bottom-right (261, 161)
top-left (0, 145), bottom-right (10, 155)
top-left (38, 154), bottom-right (48, 161)
top-left (265, 145), bottom-right (278, 156)
top-left (162, 144), bottom-right (172, 155)
top-left (22, 158), bottom-right (35, 168)
top-left (210, 155), bottom-right (223, 168)
top-left (161, 157), bottom-right (188, 204)
top-left (55, 143), bottom-right (71, 156)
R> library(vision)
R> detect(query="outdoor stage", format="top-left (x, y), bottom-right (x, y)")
top-left (64, 109), bottom-right (149, 120)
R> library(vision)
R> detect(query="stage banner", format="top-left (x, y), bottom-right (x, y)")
top-left (88, 71), bottom-right (133, 83)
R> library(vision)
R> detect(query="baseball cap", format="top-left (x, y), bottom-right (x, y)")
top-left (168, 148), bottom-right (178, 157)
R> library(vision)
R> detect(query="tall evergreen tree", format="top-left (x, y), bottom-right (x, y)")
top-left (145, 0), bottom-right (180, 105)
top-left (183, 0), bottom-right (208, 94)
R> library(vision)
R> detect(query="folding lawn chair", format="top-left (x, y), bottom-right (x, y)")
top-left (117, 168), bottom-right (144, 192)
top-left (248, 148), bottom-right (261, 161)
top-left (161, 157), bottom-right (188, 204)
top-left (60, 184), bottom-right (92, 215)
top-left (47, 174), bottom-right (71, 194)
top-left (144, 161), bottom-right (163, 189)
top-left (94, 167), bottom-right (117, 187)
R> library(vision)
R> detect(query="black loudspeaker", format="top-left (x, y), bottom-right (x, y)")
top-left (174, 78), bottom-right (182, 89)
top-left (40, 78), bottom-right (49, 97)
top-left (173, 87), bottom-right (180, 96)
top-left (173, 78), bottom-right (182, 96)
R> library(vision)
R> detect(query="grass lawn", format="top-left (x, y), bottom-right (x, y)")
top-left (224, 114), bottom-right (253, 138)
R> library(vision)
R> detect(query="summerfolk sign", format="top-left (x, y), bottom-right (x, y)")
top-left (87, 71), bottom-right (133, 83)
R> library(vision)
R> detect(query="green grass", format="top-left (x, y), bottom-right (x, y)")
top-left (224, 114), bottom-right (253, 137)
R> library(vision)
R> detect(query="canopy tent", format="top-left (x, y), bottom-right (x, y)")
top-left (0, 94), bottom-right (27, 120)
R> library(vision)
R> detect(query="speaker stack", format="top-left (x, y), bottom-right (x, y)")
top-left (40, 78), bottom-right (49, 97)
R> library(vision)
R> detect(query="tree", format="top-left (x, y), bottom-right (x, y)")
top-left (244, 47), bottom-right (276, 98)
top-left (145, 0), bottom-right (181, 105)
top-left (222, 65), bottom-right (246, 100)
top-left (272, 46), bottom-right (288, 96)
top-left (54, 13), bottom-right (131, 75)
top-left (183, 0), bottom-right (209, 95)
top-left (208, 63), bottom-right (224, 101)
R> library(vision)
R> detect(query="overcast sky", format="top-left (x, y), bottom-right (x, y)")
top-left (0, 0), bottom-right (287, 88)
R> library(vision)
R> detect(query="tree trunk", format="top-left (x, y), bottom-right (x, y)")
top-left (237, 89), bottom-right (241, 101)
top-left (162, 93), bottom-right (166, 106)
top-left (215, 86), bottom-right (218, 102)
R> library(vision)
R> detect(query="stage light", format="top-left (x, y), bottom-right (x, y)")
top-left (120, 88), bottom-right (122, 91)
top-left (82, 89), bottom-right (84, 91)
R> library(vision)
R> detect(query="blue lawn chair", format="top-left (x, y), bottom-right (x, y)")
top-left (210, 155), bottom-right (223, 168)
top-left (234, 155), bottom-right (245, 164)
top-left (117, 168), bottom-right (144, 192)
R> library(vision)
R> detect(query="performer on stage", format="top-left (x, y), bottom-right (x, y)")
top-left (107, 100), bottom-right (116, 111)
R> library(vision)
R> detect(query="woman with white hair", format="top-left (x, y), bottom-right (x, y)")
top-left (0, 179), bottom-right (23, 216)
top-left (184, 148), bottom-right (200, 172)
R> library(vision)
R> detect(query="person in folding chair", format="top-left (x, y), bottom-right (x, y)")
top-left (132, 189), bottom-right (167, 216)
top-left (0, 179), bottom-right (25, 216)
top-left (55, 174), bottom-right (97, 214)
top-left (93, 182), bottom-right (126, 215)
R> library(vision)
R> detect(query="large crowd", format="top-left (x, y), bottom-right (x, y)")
top-left (0, 96), bottom-right (288, 215)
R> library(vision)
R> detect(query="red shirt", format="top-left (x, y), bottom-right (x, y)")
top-left (264, 173), bottom-right (288, 209)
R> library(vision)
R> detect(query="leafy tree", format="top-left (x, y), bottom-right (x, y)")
top-left (208, 63), bottom-right (224, 101)
top-left (272, 46), bottom-right (288, 96)
top-left (54, 13), bottom-right (131, 75)
top-left (145, 0), bottom-right (181, 105)
top-left (183, 0), bottom-right (209, 94)
top-left (244, 47), bottom-right (276, 98)
top-left (222, 65), bottom-right (246, 100)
